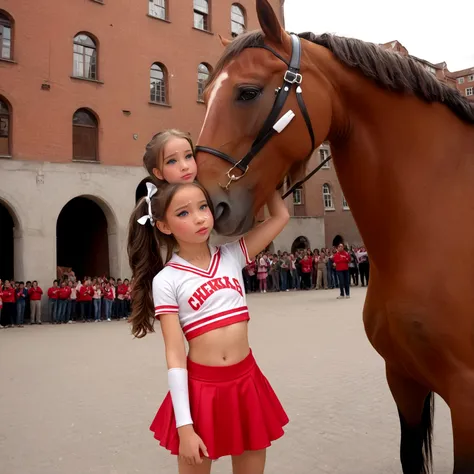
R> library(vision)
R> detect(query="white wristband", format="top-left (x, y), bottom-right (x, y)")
top-left (167, 368), bottom-right (193, 428)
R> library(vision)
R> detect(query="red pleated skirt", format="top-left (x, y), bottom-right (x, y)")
top-left (150, 350), bottom-right (289, 460)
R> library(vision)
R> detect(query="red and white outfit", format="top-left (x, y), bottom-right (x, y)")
top-left (150, 238), bottom-right (289, 460)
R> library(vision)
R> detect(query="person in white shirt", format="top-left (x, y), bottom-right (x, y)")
top-left (128, 181), bottom-right (289, 473)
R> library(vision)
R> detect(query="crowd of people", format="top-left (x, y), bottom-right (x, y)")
top-left (0, 245), bottom-right (369, 328)
top-left (0, 275), bottom-right (132, 328)
top-left (244, 243), bottom-right (369, 299)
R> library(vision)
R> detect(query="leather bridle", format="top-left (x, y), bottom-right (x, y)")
top-left (195, 33), bottom-right (332, 200)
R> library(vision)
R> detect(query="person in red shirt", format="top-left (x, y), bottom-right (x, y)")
top-left (116, 279), bottom-right (128, 320)
top-left (47, 280), bottom-right (60, 324)
top-left (79, 279), bottom-right (94, 322)
top-left (29, 280), bottom-right (43, 324)
top-left (103, 282), bottom-right (115, 321)
top-left (300, 253), bottom-right (313, 290)
top-left (1, 280), bottom-right (16, 327)
top-left (57, 280), bottom-right (72, 324)
top-left (333, 243), bottom-right (351, 299)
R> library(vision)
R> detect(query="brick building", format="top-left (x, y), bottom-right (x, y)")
top-left (0, 0), bottom-right (295, 299)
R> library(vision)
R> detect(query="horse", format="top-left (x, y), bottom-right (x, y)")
top-left (195, 0), bottom-right (474, 472)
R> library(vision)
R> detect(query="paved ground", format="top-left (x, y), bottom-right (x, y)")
top-left (0, 287), bottom-right (453, 474)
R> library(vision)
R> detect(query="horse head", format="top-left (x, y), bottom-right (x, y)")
top-left (196, 0), bottom-right (333, 236)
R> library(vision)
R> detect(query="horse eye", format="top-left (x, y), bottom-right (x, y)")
top-left (237, 88), bottom-right (262, 102)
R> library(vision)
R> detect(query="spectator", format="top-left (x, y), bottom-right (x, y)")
top-left (316, 251), bottom-right (329, 290)
top-left (29, 280), bottom-right (43, 324)
top-left (0, 279), bottom-right (3, 328)
top-left (47, 280), bottom-right (60, 324)
top-left (334, 243), bottom-right (351, 299)
top-left (57, 280), bottom-right (71, 324)
top-left (357, 247), bottom-right (370, 286)
top-left (15, 281), bottom-right (28, 327)
top-left (349, 247), bottom-right (359, 286)
top-left (269, 254), bottom-right (280, 292)
top-left (78, 279), bottom-right (93, 322)
top-left (300, 253), bottom-right (313, 290)
top-left (92, 280), bottom-right (102, 322)
top-left (67, 280), bottom-right (77, 323)
top-left (257, 253), bottom-right (268, 293)
top-left (116, 278), bottom-right (127, 320)
top-left (103, 282), bottom-right (114, 322)
top-left (1, 280), bottom-right (16, 328)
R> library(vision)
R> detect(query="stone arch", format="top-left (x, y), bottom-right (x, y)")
top-left (0, 195), bottom-right (22, 280)
top-left (56, 194), bottom-right (118, 280)
top-left (291, 236), bottom-right (310, 254)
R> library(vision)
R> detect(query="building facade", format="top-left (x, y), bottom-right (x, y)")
top-left (0, 0), bottom-right (295, 297)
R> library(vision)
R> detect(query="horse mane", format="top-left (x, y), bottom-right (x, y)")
top-left (209, 30), bottom-right (474, 125)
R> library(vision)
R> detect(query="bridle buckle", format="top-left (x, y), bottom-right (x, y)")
top-left (284, 70), bottom-right (302, 84)
top-left (220, 162), bottom-right (249, 191)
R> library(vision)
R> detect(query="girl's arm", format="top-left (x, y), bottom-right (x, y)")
top-left (244, 191), bottom-right (290, 261)
top-left (160, 314), bottom-right (208, 464)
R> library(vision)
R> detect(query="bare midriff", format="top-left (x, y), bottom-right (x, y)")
top-left (187, 321), bottom-right (250, 366)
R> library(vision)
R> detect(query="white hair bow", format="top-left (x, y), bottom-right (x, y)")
top-left (137, 182), bottom-right (158, 226)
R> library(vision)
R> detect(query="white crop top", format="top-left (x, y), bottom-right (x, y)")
top-left (152, 238), bottom-right (252, 341)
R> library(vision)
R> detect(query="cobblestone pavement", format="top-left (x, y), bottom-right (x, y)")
top-left (0, 287), bottom-right (453, 474)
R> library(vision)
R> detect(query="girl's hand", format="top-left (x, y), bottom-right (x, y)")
top-left (178, 425), bottom-right (208, 465)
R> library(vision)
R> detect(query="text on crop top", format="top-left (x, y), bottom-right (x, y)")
top-left (152, 238), bottom-right (251, 341)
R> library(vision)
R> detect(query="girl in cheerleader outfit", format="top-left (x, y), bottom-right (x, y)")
top-left (127, 179), bottom-right (289, 473)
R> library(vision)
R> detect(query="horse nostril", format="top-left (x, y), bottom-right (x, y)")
top-left (214, 201), bottom-right (230, 221)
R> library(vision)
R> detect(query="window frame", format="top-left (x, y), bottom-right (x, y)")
top-left (150, 62), bottom-right (168, 104)
top-left (322, 183), bottom-right (334, 211)
top-left (293, 187), bottom-right (304, 206)
top-left (0, 97), bottom-right (11, 156)
top-left (148, 0), bottom-right (167, 20)
top-left (468, 75), bottom-right (474, 83)
top-left (466, 87), bottom-right (473, 97)
top-left (72, 108), bottom-right (99, 162)
top-left (0, 11), bottom-right (13, 61)
top-left (231, 4), bottom-right (246, 38)
top-left (319, 147), bottom-right (330, 169)
top-left (73, 33), bottom-right (98, 80)
top-left (193, 0), bottom-right (210, 31)
top-left (458, 77), bottom-right (465, 84)
top-left (342, 195), bottom-right (350, 210)
top-left (197, 63), bottom-right (211, 102)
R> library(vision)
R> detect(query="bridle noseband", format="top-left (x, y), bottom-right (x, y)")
top-left (195, 34), bottom-right (331, 199)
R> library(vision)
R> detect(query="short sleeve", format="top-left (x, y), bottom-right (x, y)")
top-left (221, 237), bottom-right (252, 269)
top-left (152, 272), bottom-right (179, 320)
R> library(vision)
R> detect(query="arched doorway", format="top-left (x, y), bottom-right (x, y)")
top-left (0, 201), bottom-right (14, 279)
top-left (291, 236), bottom-right (310, 254)
top-left (332, 234), bottom-right (344, 247)
top-left (56, 197), bottom-right (109, 279)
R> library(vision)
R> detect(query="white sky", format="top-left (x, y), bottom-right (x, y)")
top-left (284, 0), bottom-right (474, 71)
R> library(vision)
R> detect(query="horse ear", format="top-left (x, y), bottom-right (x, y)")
top-left (257, 0), bottom-right (284, 44)
top-left (218, 34), bottom-right (232, 48)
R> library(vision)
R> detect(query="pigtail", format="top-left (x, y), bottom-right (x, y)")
top-left (127, 197), bottom-right (164, 338)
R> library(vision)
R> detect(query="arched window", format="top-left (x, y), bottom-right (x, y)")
top-left (197, 63), bottom-right (211, 102)
top-left (0, 98), bottom-right (11, 156)
top-left (322, 183), bottom-right (333, 210)
top-left (73, 34), bottom-right (97, 80)
top-left (0, 12), bottom-right (13, 60)
top-left (73, 109), bottom-right (98, 161)
top-left (231, 4), bottom-right (245, 37)
top-left (193, 0), bottom-right (209, 31)
top-left (150, 63), bottom-right (167, 104)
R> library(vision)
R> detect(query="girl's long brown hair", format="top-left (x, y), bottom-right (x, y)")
top-left (127, 182), bottom-right (213, 338)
